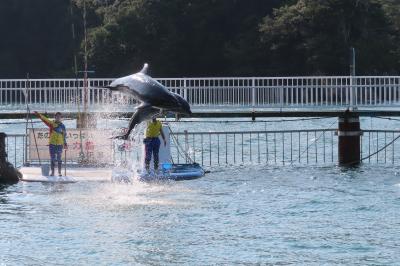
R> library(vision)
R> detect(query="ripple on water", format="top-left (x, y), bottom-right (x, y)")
top-left (0, 164), bottom-right (400, 265)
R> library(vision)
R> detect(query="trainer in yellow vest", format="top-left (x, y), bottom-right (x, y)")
top-left (144, 118), bottom-right (166, 171)
top-left (34, 111), bottom-right (68, 176)
top-left (145, 120), bottom-right (162, 138)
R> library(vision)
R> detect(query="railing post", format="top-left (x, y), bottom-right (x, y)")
top-left (350, 47), bottom-right (356, 108)
top-left (87, 78), bottom-right (91, 107)
top-left (183, 79), bottom-right (188, 101)
top-left (349, 76), bottom-right (353, 108)
top-left (252, 78), bottom-right (256, 107)
top-left (280, 79), bottom-right (284, 108)
top-left (184, 130), bottom-right (189, 163)
top-left (24, 80), bottom-right (28, 107)
top-left (44, 82), bottom-right (48, 105)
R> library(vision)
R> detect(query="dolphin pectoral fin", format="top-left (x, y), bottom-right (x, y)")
top-left (124, 105), bottom-right (160, 137)
top-left (139, 63), bottom-right (149, 75)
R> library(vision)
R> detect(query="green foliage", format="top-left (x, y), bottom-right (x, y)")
top-left (0, 0), bottom-right (75, 78)
top-left (83, 0), bottom-right (281, 77)
top-left (0, 0), bottom-right (399, 78)
top-left (259, 0), bottom-right (399, 75)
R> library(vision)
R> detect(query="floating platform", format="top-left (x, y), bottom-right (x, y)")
top-left (137, 163), bottom-right (205, 182)
top-left (19, 166), bottom-right (112, 183)
top-left (20, 163), bottom-right (205, 184)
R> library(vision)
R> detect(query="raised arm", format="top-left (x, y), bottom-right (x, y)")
top-left (34, 111), bottom-right (55, 129)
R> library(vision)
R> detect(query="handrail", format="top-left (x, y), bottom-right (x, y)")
top-left (4, 128), bottom-right (400, 167)
top-left (172, 128), bottom-right (337, 135)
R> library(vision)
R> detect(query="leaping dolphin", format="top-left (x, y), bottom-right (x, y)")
top-left (106, 63), bottom-right (192, 139)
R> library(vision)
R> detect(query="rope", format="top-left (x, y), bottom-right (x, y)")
top-left (168, 117), bottom-right (334, 123)
top-left (289, 119), bottom-right (338, 165)
top-left (24, 75), bottom-right (41, 166)
top-left (113, 117), bottom-right (334, 124)
top-left (373, 116), bottom-right (400, 122)
top-left (339, 116), bottom-right (400, 165)
top-left (167, 124), bottom-right (194, 163)
top-left (362, 134), bottom-right (400, 161)
top-left (340, 132), bottom-right (400, 166)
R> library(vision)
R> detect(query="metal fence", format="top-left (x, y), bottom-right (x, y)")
top-left (4, 134), bottom-right (26, 168)
top-left (171, 129), bottom-right (338, 166)
top-left (361, 130), bottom-right (400, 164)
top-left (1, 76), bottom-right (400, 110)
top-left (171, 128), bottom-right (400, 166)
top-left (5, 128), bottom-right (400, 168)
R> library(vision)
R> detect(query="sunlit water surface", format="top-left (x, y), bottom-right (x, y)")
top-left (1, 117), bottom-right (400, 265)
top-left (1, 165), bottom-right (400, 265)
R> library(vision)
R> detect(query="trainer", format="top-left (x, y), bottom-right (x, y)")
top-left (35, 112), bottom-right (68, 176)
top-left (144, 117), bottom-right (166, 172)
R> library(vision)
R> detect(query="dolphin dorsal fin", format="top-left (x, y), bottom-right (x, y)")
top-left (139, 63), bottom-right (149, 74)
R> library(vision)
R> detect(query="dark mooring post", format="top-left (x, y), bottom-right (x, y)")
top-left (338, 111), bottom-right (362, 166)
top-left (0, 133), bottom-right (22, 184)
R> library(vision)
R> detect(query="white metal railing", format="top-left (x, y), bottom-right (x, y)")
top-left (6, 126), bottom-right (400, 167)
top-left (7, 128), bottom-right (400, 168)
top-left (1, 76), bottom-right (400, 110)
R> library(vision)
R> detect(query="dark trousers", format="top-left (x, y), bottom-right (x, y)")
top-left (144, 137), bottom-right (161, 170)
top-left (49, 144), bottom-right (63, 163)
top-left (49, 144), bottom-right (63, 175)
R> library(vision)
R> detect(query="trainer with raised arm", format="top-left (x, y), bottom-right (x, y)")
top-left (34, 112), bottom-right (68, 176)
top-left (144, 117), bottom-right (166, 172)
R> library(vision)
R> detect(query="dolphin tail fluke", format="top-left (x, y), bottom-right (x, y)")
top-left (139, 63), bottom-right (149, 74)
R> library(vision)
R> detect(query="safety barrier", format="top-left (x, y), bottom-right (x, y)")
top-left (1, 76), bottom-right (400, 110)
top-left (5, 127), bottom-right (400, 168)
top-left (167, 127), bottom-right (400, 166)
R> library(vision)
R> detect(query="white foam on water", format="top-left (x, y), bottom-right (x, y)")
top-left (61, 179), bottom-right (196, 210)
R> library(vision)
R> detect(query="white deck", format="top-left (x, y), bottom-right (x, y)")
top-left (19, 167), bottom-right (112, 182)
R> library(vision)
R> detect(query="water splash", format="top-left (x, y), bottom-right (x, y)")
top-left (111, 122), bottom-right (146, 182)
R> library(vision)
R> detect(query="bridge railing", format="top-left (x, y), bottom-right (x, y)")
top-left (1, 76), bottom-right (400, 109)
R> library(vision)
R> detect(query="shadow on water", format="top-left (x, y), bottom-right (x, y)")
top-left (0, 184), bottom-right (10, 204)
top-left (338, 163), bottom-right (363, 178)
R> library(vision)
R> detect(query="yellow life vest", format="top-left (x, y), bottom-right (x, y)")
top-left (37, 113), bottom-right (66, 145)
top-left (145, 120), bottom-right (162, 138)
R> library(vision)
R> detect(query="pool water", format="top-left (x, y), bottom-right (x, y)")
top-left (2, 117), bottom-right (400, 265)
top-left (1, 164), bottom-right (400, 265)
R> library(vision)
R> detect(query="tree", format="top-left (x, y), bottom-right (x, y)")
top-left (259, 0), bottom-right (399, 75)
top-left (83, 0), bottom-right (282, 77)
top-left (0, 0), bottom-right (76, 78)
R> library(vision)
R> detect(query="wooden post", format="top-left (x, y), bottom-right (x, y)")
top-left (338, 111), bottom-right (362, 165)
top-left (0, 133), bottom-right (21, 184)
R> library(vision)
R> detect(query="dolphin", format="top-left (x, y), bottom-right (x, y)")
top-left (106, 63), bottom-right (192, 139)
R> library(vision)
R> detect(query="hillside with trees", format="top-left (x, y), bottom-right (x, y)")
top-left (0, 0), bottom-right (399, 78)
